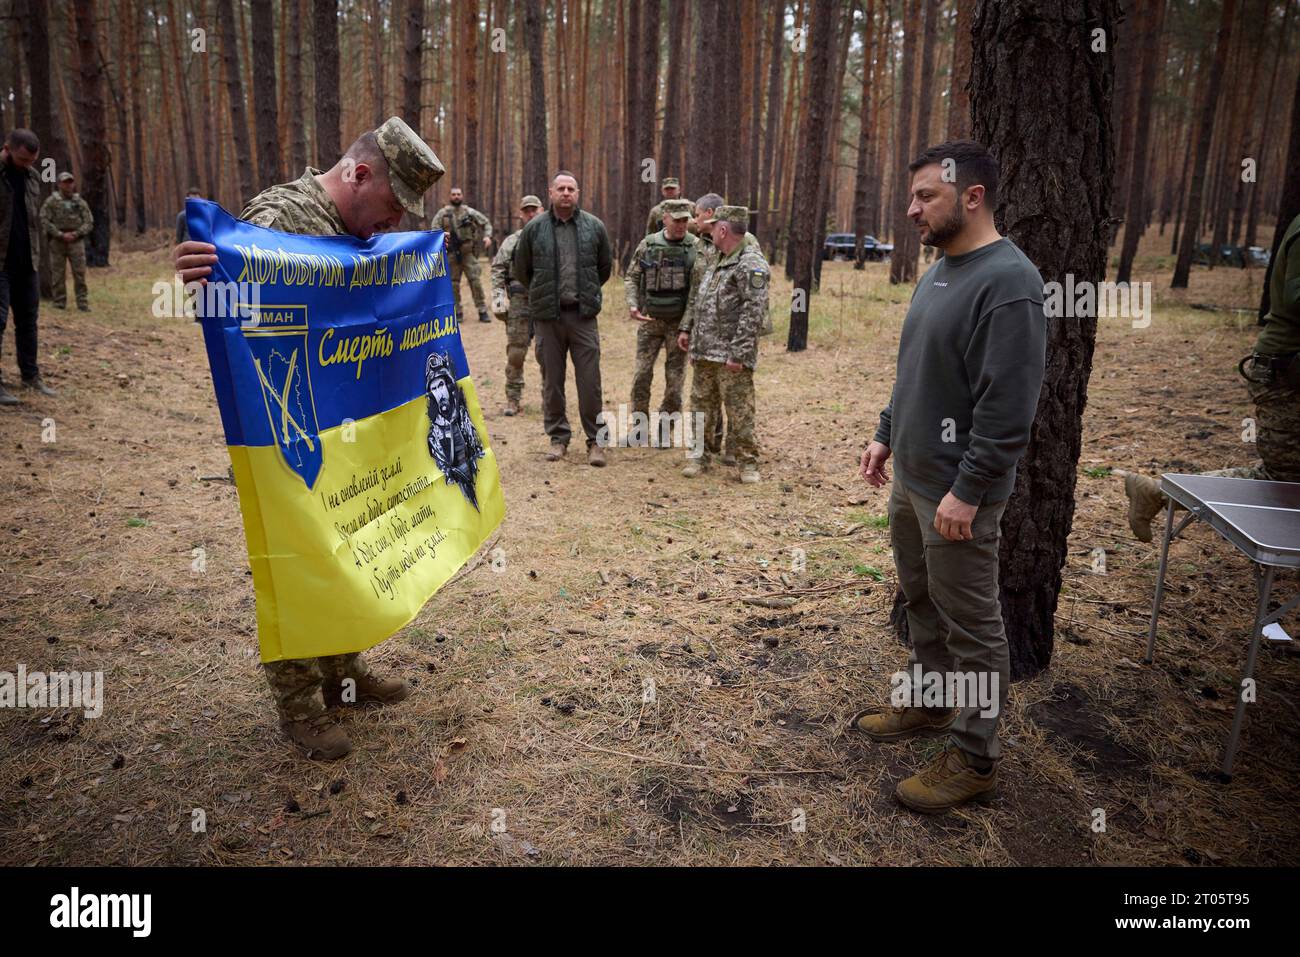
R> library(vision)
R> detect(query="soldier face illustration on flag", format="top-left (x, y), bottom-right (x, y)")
top-left (187, 200), bottom-right (504, 664)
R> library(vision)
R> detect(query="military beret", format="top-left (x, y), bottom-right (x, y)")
top-left (663, 199), bottom-right (693, 219)
top-left (375, 116), bottom-right (446, 216)
top-left (519, 195), bottom-right (543, 209)
top-left (57, 171), bottom-right (75, 182)
top-left (703, 204), bottom-right (749, 229)
top-left (661, 177), bottom-right (680, 188)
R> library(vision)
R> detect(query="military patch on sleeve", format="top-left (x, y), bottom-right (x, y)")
top-left (749, 269), bottom-right (769, 290)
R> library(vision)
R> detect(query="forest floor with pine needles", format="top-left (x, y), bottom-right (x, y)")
top-left (1, 230), bottom-right (1297, 866)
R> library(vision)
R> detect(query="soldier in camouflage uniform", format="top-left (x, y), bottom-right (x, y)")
top-left (625, 199), bottom-right (697, 445)
top-left (1122, 211), bottom-right (1300, 540)
top-left (679, 193), bottom-right (769, 463)
top-left (646, 177), bottom-right (690, 236)
top-left (679, 205), bottom-right (769, 483)
top-left (433, 187), bottom-right (493, 323)
top-left (40, 172), bottom-right (93, 311)
top-left (491, 194), bottom-right (545, 416)
top-left (173, 116), bottom-right (444, 760)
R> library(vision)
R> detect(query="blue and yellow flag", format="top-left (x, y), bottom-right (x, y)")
top-left (187, 200), bottom-right (504, 663)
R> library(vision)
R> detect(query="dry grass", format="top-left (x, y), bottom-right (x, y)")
top-left (0, 229), bottom-right (1296, 866)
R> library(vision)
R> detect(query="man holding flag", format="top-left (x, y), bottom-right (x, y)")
top-left (175, 117), bottom-right (447, 760)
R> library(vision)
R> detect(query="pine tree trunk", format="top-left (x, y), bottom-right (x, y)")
top-left (251, 0), bottom-right (280, 189)
top-left (217, 0), bottom-right (255, 202)
top-left (853, 0), bottom-right (876, 269)
top-left (947, 0), bottom-right (973, 140)
top-left (73, 0), bottom-right (110, 266)
top-left (659, 1), bottom-right (688, 185)
top-left (1246, 0), bottom-right (1294, 252)
top-left (523, 0), bottom-right (548, 196)
top-left (25, 0), bottom-right (66, 297)
top-left (759, 1), bottom-right (783, 218)
top-left (971, 0), bottom-right (1117, 679)
top-left (286, 0), bottom-right (307, 174)
top-left (403, 0), bottom-right (424, 129)
top-left (914, 0), bottom-right (939, 151)
top-left (1116, 0), bottom-right (1166, 284)
top-left (312, 0), bottom-right (341, 166)
top-left (786, 0), bottom-right (838, 353)
top-left (111, 0), bottom-right (128, 225)
top-left (461, 0), bottom-right (480, 199)
top-left (1172, 0), bottom-right (1238, 288)
top-left (888, 0), bottom-right (919, 285)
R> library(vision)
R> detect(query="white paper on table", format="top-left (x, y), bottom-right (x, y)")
top-left (1262, 622), bottom-right (1292, 642)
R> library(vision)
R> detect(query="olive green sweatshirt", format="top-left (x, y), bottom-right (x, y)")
top-left (874, 238), bottom-right (1047, 506)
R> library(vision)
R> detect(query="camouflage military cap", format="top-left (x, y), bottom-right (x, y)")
top-left (375, 116), bottom-right (445, 216)
top-left (662, 177), bottom-right (680, 188)
top-left (519, 194), bottom-right (543, 210)
top-left (663, 199), bottom-right (693, 220)
top-left (57, 171), bottom-right (75, 182)
top-left (704, 205), bottom-right (749, 229)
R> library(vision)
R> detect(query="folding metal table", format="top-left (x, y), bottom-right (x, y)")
top-left (1144, 474), bottom-right (1300, 778)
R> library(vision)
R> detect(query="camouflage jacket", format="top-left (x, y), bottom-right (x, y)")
top-left (40, 192), bottom-right (94, 240)
top-left (680, 235), bottom-right (720, 334)
top-left (240, 167), bottom-right (348, 236)
top-left (433, 204), bottom-right (492, 258)
top-left (490, 229), bottom-right (529, 320)
top-left (624, 230), bottom-right (698, 318)
top-left (688, 239), bottom-right (770, 370)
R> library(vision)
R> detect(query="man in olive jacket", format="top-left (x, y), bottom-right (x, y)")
top-left (0, 129), bottom-right (54, 405)
top-left (512, 171), bottom-right (613, 466)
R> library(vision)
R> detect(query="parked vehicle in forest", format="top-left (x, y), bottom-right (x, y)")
top-left (823, 232), bottom-right (893, 261)
top-left (1192, 243), bottom-right (1270, 268)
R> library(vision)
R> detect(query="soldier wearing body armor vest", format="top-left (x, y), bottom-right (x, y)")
top-left (491, 194), bottom-right (546, 416)
top-left (433, 187), bottom-right (493, 324)
top-left (625, 198), bottom-right (697, 446)
top-left (40, 171), bottom-right (93, 312)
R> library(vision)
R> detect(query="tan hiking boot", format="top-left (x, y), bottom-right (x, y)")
top-left (324, 673), bottom-right (412, 709)
top-left (1123, 473), bottom-right (1166, 542)
top-left (587, 443), bottom-right (607, 467)
top-left (503, 397), bottom-right (521, 417)
top-left (682, 458), bottom-right (707, 478)
top-left (281, 715), bottom-right (353, 760)
top-left (721, 453), bottom-right (736, 466)
top-left (739, 463), bottom-right (760, 484)
top-left (849, 704), bottom-right (957, 741)
top-left (546, 440), bottom-right (567, 461)
top-left (895, 746), bottom-right (997, 813)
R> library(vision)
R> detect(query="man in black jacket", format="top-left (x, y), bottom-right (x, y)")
top-left (0, 129), bottom-right (54, 404)
top-left (512, 171), bottom-right (613, 467)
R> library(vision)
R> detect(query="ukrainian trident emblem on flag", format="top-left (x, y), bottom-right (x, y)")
top-left (244, 314), bottom-right (323, 489)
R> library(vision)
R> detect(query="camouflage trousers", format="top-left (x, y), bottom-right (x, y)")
top-left (631, 317), bottom-right (687, 416)
top-left (51, 239), bottom-right (88, 309)
top-left (263, 652), bottom-right (370, 722)
top-left (689, 359), bottom-right (757, 465)
top-left (504, 313), bottom-right (544, 402)
top-left (450, 254), bottom-right (487, 317)
top-left (1191, 379), bottom-right (1299, 482)
top-left (1247, 377), bottom-right (1300, 482)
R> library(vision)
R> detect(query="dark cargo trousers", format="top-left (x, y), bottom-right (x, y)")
top-left (888, 478), bottom-right (1010, 762)
top-left (535, 304), bottom-right (603, 447)
top-left (0, 265), bottom-right (41, 381)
